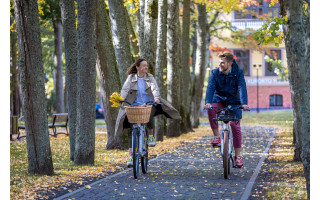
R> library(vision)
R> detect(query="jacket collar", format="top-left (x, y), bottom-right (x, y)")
top-left (131, 73), bottom-right (150, 82)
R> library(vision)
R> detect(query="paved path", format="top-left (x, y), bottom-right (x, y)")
top-left (55, 126), bottom-right (275, 200)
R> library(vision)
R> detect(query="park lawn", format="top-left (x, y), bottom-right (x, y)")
top-left (10, 124), bottom-right (213, 200)
top-left (241, 110), bottom-right (307, 199)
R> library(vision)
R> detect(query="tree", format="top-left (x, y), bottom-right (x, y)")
top-left (280, 0), bottom-right (310, 197)
top-left (166, 0), bottom-right (181, 137)
top-left (74, 0), bottom-right (97, 165)
top-left (140, 0), bottom-right (158, 74)
top-left (96, 0), bottom-right (123, 149)
top-left (14, 0), bottom-right (54, 175)
top-left (125, 8), bottom-right (140, 59)
top-left (252, 0), bottom-right (310, 197)
top-left (10, 0), bottom-right (22, 117)
top-left (107, 0), bottom-right (133, 85)
top-left (180, 0), bottom-right (193, 133)
top-left (38, 0), bottom-right (65, 113)
top-left (60, 0), bottom-right (78, 161)
top-left (154, 0), bottom-right (167, 141)
top-left (191, 2), bottom-right (207, 128)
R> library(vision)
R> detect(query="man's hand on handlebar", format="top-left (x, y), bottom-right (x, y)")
top-left (242, 104), bottom-right (249, 111)
top-left (204, 103), bottom-right (211, 109)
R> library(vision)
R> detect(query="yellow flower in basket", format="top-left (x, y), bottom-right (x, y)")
top-left (109, 92), bottom-right (124, 107)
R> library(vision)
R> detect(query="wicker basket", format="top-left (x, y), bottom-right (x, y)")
top-left (124, 105), bottom-right (152, 123)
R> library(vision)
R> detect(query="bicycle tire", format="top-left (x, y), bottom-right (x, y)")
top-left (141, 128), bottom-right (148, 174)
top-left (223, 130), bottom-right (229, 179)
top-left (132, 128), bottom-right (140, 179)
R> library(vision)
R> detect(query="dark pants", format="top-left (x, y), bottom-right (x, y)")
top-left (128, 105), bottom-right (157, 148)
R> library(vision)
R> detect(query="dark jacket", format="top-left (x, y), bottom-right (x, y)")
top-left (205, 59), bottom-right (248, 106)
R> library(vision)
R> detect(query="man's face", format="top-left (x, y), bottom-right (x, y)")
top-left (219, 57), bottom-right (231, 73)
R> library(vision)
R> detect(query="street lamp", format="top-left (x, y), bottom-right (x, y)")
top-left (253, 64), bottom-right (262, 113)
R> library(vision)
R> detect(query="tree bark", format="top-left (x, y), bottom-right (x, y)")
top-left (74, 0), bottom-right (97, 165)
top-left (180, 0), bottom-right (193, 133)
top-left (191, 3), bottom-right (207, 128)
top-left (166, 0), bottom-right (181, 137)
top-left (107, 0), bottom-right (133, 85)
top-left (138, 0), bottom-right (145, 54)
top-left (141, 0), bottom-right (158, 74)
top-left (281, 0), bottom-right (310, 198)
top-left (154, 0), bottom-right (167, 141)
top-left (96, 0), bottom-right (124, 150)
top-left (53, 22), bottom-right (64, 113)
top-left (125, 8), bottom-right (140, 59)
top-left (14, 0), bottom-right (54, 175)
top-left (10, 16), bottom-right (22, 117)
top-left (60, 0), bottom-right (78, 161)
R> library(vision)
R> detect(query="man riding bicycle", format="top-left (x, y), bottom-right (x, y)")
top-left (204, 52), bottom-right (249, 168)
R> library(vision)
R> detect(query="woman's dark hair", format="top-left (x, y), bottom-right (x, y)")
top-left (127, 58), bottom-right (146, 75)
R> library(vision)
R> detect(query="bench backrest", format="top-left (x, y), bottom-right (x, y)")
top-left (53, 113), bottom-right (68, 124)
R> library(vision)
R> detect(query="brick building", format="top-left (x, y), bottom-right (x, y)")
top-left (208, 1), bottom-right (292, 110)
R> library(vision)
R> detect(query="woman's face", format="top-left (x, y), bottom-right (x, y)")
top-left (137, 60), bottom-right (149, 74)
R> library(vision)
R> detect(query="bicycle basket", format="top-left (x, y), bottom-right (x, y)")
top-left (124, 105), bottom-right (152, 123)
top-left (216, 112), bottom-right (236, 121)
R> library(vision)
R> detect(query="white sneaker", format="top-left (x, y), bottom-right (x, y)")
top-left (127, 156), bottom-right (133, 167)
top-left (148, 135), bottom-right (156, 147)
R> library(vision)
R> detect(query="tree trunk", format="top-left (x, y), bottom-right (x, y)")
top-left (107, 0), bottom-right (133, 85)
top-left (191, 3), bottom-right (207, 128)
top-left (138, 0), bottom-right (145, 54)
top-left (154, 0), bottom-right (167, 141)
top-left (281, 0), bottom-right (310, 198)
top-left (191, 20), bottom-right (197, 82)
top-left (125, 8), bottom-right (139, 59)
top-left (60, 0), bottom-right (78, 161)
top-left (10, 17), bottom-right (22, 117)
top-left (96, 0), bottom-right (124, 150)
top-left (53, 22), bottom-right (65, 113)
top-left (180, 0), bottom-right (192, 133)
top-left (166, 0), bottom-right (181, 137)
top-left (141, 0), bottom-right (158, 75)
top-left (74, 0), bottom-right (97, 165)
top-left (14, 0), bottom-right (54, 175)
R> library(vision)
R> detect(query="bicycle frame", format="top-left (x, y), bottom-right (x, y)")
top-left (132, 123), bottom-right (147, 157)
top-left (219, 121), bottom-right (235, 168)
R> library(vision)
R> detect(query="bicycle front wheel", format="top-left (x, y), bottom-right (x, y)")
top-left (132, 128), bottom-right (140, 179)
top-left (223, 130), bottom-right (229, 179)
top-left (141, 128), bottom-right (148, 174)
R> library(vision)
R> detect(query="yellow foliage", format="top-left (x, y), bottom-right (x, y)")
top-left (109, 92), bottom-right (124, 107)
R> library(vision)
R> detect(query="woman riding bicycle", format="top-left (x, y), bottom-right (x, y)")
top-left (115, 58), bottom-right (181, 167)
top-left (204, 52), bottom-right (249, 168)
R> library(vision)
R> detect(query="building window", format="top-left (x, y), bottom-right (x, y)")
top-left (234, 2), bottom-right (279, 19)
top-left (234, 50), bottom-right (250, 76)
top-left (265, 50), bottom-right (281, 76)
top-left (270, 94), bottom-right (283, 107)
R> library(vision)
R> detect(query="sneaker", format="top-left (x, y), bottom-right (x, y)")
top-left (235, 156), bottom-right (243, 168)
top-left (211, 136), bottom-right (221, 147)
top-left (148, 135), bottom-right (156, 147)
top-left (127, 156), bottom-right (133, 167)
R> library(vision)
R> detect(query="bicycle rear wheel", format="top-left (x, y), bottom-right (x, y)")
top-left (223, 130), bottom-right (229, 179)
top-left (141, 128), bottom-right (149, 174)
top-left (132, 128), bottom-right (140, 179)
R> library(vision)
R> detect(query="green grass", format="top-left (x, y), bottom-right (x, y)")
top-left (95, 119), bottom-right (106, 126)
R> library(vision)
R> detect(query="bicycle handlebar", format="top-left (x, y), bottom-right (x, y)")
top-left (120, 100), bottom-right (162, 106)
top-left (204, 105), bottom-right (250, 111)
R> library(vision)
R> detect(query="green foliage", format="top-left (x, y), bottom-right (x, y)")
top-left (38, 0), bottom-right (61, 23)
top-left (147, 0), bottom-right (158, 19)
top-left (253, 16), bottom-right (287, 47)
top-left (264, 55), bottom-right (289, 81)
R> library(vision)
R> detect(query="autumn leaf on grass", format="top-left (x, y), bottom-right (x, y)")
top-left (109, 92), bottom-right (124, 107)
top-left (85, 185), bottom-right (91, 189)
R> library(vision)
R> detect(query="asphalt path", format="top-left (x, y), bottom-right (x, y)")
top-left (55, 125), bottom-right (275, 200)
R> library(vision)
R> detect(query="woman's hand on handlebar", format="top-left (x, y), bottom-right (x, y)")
top-left (155, 98), bottom-right (160, 104)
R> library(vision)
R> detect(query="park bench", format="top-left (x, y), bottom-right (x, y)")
top-left (11, 113), bottom-right (69, 140)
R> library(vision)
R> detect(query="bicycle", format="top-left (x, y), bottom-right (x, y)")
top-left (121, 100), bottom-right (158, 179)
top-left (206, 105), bottom-right (248, 179)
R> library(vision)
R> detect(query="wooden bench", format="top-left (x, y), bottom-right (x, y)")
top-left (12, 113), bottom-right (69, 140)
top-left (48, 113), bottom-right (69, 137)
